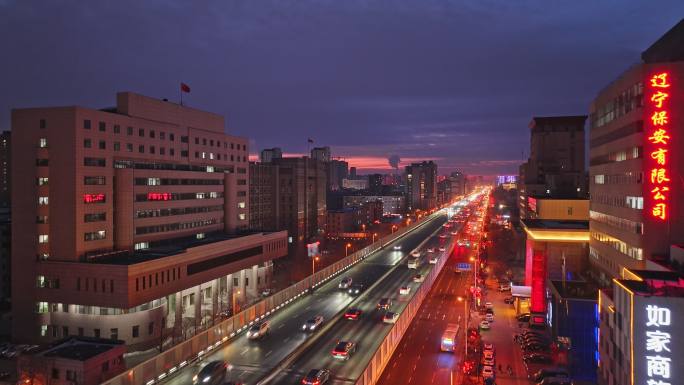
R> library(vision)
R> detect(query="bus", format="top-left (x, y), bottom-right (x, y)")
top-left (440, 323), bottom-right (460, 352)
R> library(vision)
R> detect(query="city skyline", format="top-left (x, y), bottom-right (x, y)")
top-left (2, 1), bottom-right (683, 175)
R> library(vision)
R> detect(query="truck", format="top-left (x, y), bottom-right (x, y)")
top-left (440, 323), bottom-right (460, 352)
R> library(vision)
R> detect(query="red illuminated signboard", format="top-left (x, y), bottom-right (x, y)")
top-left (530, 250), bottom-right (546, 313)
top-left (646, 72), bottom-right (672, 221)
top-left (147, 192), bottom-right (172, 201)
top-left (83, 193), bottom-right (105, 203)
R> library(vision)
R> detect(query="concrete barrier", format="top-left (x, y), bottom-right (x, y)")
top-left (102, 212), bottom-right (442, 385)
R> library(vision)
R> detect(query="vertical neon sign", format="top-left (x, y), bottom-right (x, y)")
top-left (646, 72), bottom-right (672, 221)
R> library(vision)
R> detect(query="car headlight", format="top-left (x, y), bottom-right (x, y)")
top-left (203, 377), bottom-right (211, 383)
top-left (193, 375), bottom-right (198, 382)
top-left (302, 325), bottom-right (307, 330)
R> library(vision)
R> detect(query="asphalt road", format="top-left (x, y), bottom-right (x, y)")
top-left (164, 211), bottom-right (449, 385)
top-left (375, 247), bottom-right (471, 385)
top-left (267, 218), bottom-right (462, 385)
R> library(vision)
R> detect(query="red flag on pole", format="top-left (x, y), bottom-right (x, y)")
top-left (180, 83), bottom-right (191, 93)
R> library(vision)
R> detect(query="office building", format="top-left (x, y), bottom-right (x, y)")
top-left (327, 159), bottom-right (348, 192)
top-left (519, 115), bottom-right (587, 218)
top-left (342, 177), bottom-right (368, 190)
top-left (249, 162), bottom-right (279, 232)
top-left (343, 194), bottom-right (405, 215)
top-left (598, 269), bottom-right (684, 385)
top-left (260, 147), bottom-right (282, 163)
top-left (0, 131), bottom-right (9, 211)
top-left (405, 161), bottom-right (438, 212)
top-left (310, 146), bottom-right (331, 162)
top-left (588, 19), bottom-right (684, 284)
top-left (0, 131), bottom-right (10, 303)
top-left (11, 92), bottom-right (288, 346)
top-left (368, 173), bottom-right (382, 194)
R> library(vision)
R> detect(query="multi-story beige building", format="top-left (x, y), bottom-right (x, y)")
top-left (588, 20), bottom-right (684, 284)
top-left (11, 92), bottom-right (287, 348)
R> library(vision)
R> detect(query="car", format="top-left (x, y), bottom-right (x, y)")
top-left (247, 321), bottom-right (270, 339)
top-left (483, 351), bottom-right (495, 360)
top-left (338, 277), bottom-right (353, 289)
top-left (301, 369), bottom-right (331, 385)
top-left (439, 234), bottom-right (447, 239)
top-left (344, 308), bottom-right (362, 320)
top-left (523, 343), bottom-right (550, 352)
top-left (483, 342), bottom-right (494, 352)
top-left (413, 274), bottom-right (425, 282)
top-left (484, 302), bottom-right (493, 309)
top-left (377, 298), bottom-right (392, 310)
top-left (383, 311), bottom-right (399, 324)
top-left (482, 357), bottom-right (495, 366)
top-left (348, 284), bottom-right (364, 295)
top-left (503, 297), bottom-right (515, 304)
top-left (524, 353), bottom-right (552, 364)
top-left (193, 361), bottom-right (227, 385)
top-left (429, 256), bottom-right (439, 264)
top-left (399, 286), bottom-right (411, 295)
top-left (331, 341), bottom-right (357, 360)
top-left (481, 366), bottom-right (495, 379)
top-left (498, 283), bottom-right (511, 292)
top-left (438, 247), bottom-right (446, 252)
top-left (485, 313), bottom-right (494, 322)
top-left (411, 250), bottom-right (421, 257)
top-left (450, 231), bottom-right (458, 235)
top-left (485, 307), bottom-right (494, 315)
top-left (393, 245), bottom-right (402, 250)
top-left (479, 320), bottom-right (490, 330)
top-left (302, 316), bottom-right (324, 331)
top-left (517, 313), bottom-right (531, 322)
top-left (427, 248), bottom-right (435, 253)
top-left (261, 288), bottom-right (273, 297)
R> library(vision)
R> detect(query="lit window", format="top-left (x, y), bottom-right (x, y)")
top-left (40, 325), bottom-right (48, 336)
top-left (209, 192), bottom-right (218, 199)
top-left (36, 302), bottom-right (49, 313)
top-left (148, 178), bottom-right (160, 186)
top-left (39, 138), bottom-right (47, 148)
top-left (238, 202), bottom-right (246, 209)
top-left (37, 177), bottom-right (49, 186)
top-left (209, 153), bottom-right (215, 160)
top-left (206, 166), bottom-right (214, 173)
top-left (134, 242), bottom-right (149, 250)
top-left (36, 276), bottom-right (46, 288)
top-left (38, 234), bottom-right (49, 244)
top-left (238, 213), bottom-right (246, 220)
top-left (38, 196), bottom-right (49, 205)
top-left (201, 152), bottom-right (206, 159)
top-left (196, 233), bottom-right (205, 240)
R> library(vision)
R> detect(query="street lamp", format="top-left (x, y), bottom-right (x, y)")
top-left (312, 256), bottom-right (320, 276)
top-left (391, 225), bottom-right (397, 234)
top-left (345, 243), bottom-right (352, 256)
top-left (372, 233), bottom-right (378, 243)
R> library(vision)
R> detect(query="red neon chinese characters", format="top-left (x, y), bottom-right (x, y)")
top-left (83, 193), bottom-right (105, 203)
top-left (147, 192), bottom-right (172, 201)
top-left (645, 71), bottom-right (672, 221)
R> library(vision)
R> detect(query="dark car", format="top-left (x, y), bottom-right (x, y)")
top-left (348, 284), bottom-right (364, 295)
top-left (331, 341), bottom-right (357, 360)
top-left (193, 361), bottom-right (227, 385)
top-left (523, 353), bottom-right (552, 364)
top-left (377, 298), bottom-right (392, 310)
top-left (344, 308), bottom-right (362, 320)
top-left (301, 369), bottom-right (331, 384)
top-left (517, 313), bottom-right (531, 322)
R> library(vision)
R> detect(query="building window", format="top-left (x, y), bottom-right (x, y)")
top-left (98, 140), bottom-right (106, 150)
top-left (39, 138), bottom-right (47, 148)
top-left (84, 230), bottom-right (106, 241)
top-left (40, 119), bottom-right (46, 129)
top-left (148, 178), bottom-right (160, 186)
top-left (38, 196), bottom-right (49, 205)
top-left (132, 325), bottom-right (139, 338)
top-left (84, 176), bottom-right (106, 185)
top-left (148, 322), bottom-right (154, 335)
top-left (181, 135), bottom-right (188, 143)
top-left (239, 213), bottom-right (246, 220)
top-left (134, 242), bottom-right (149, 250)
top-left (160, 147), bottom-right (165, 155)
top-left (170, 133), bottom-right (175, 141)
top-left (84, 213), bottom-right (106, 222)
top-left (238, 202), bottom-right (246, 209)
top-left (98, 122), bottom-right (106, 131)
top-left (181, 150), bottom-right (188, 157)
top-left (84, 138), bottom-right (92, 148)
top-left (37, 177), bottom-right (49, 186)
top-left (196, 233), bottom-right (205, 239)
top-left (150, 130), bottom-right (155, 138)
top-left (126, 143), bottom-right (133, 152)
top-left (170, 148), bottom-right (175, 156)
top-left (150, 146), bottom-right (155, 154)
top-left (84, 157), bottom-right (106, 167)
top-left (78, 327), bottom-right (84, 336)
top-left (233, 277), bottom-right (239, 286)
top-left (160, 132), bottom-right (165, 140)
top-left (110, 328), bottom-right (118, 340)
top-left (36, 216), bottom-right (48, 224)
top-left (84, 119), bottom-right (91, 129)
top-left (139, 145), bottom-right (144, 153)
top-left (62, 326), bottom-right (69, 337)
top-left (113, 124), bottom-right (121, 133)
top-left (39, 234), bottom-right (49, 243)
top-left (127, 126), bottom-right (133, 135)
top-left (139, 128), bottom-right (144, 137)
top-left (36, 302), bottom-right (48, 313)
top-left (94, 328), bottom-right (100, 338)
top-left (114, 142), bottom-right (120, 151)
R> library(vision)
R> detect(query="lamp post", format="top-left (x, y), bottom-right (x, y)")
top-left (312, 255), bottom-right (320, 276)
top-left (372, 233), bottom-right (378, 243)
top-left (345, 243), bottom-right (352, 257)
top-left (392, 225), bottom-right (397, 234)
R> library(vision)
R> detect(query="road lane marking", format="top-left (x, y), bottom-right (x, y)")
top-left (284, 337), bottom-right (290, 342)
top-left (239, 348), bottom-right (248, 356)
top-left (277, 324), bottom-right (285, 329)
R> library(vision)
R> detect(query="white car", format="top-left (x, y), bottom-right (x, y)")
top-left (482, 365), bottom-right (495, 379)
top-left (427, 248), bottom-right (435, 253)
top-left (410, 250), bottom-right (421, 257)
top-left (479, 320), bottom-right (490, 330)
top-left (399, 286), bottom-right (411, 295)
top-left (338, 277), bottom-right (353, 289)
top-left (302, 316), bottom-right (324, 331)
top-left (382, 312), bottom-right (399, 324)
top-left (247, 321), bottom-right (270, 339)
top-left (429, 256), bottom-right (438, 264)
top-left (393, 245), bottom-right (402, 250)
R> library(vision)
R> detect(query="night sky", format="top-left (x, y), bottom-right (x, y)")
top-left (1, 1), bottom-right (683, 176)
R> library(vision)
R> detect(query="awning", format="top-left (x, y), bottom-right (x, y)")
top-left (511, 285), bottom-right (531, 298)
